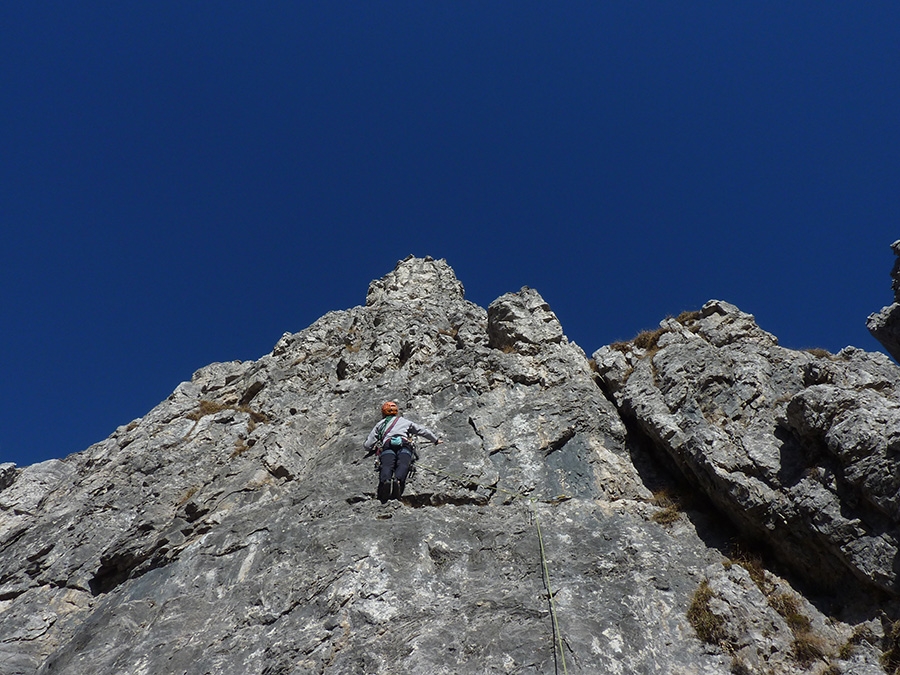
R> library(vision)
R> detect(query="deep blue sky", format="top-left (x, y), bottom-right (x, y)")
top-left (2, 3), bottom-right (898, 467)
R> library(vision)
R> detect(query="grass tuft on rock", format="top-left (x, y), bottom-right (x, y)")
top-left (187, 399), bottom-right (231, 421)
top-left (675, 310), bottom-right (702, 325)
top-left (882, 620), bottom-right (900, 674)
top-left (633, 327), bottom-right (666, 351)
top-left (767, 591), bottom-right (827, 667)
top-left (727, 544), bottom-right (770, 594)
top-left (650, 489), bottom-right (683, 525)
top-left (687, 579), bottom-right (727, 646)
top-left (804, 347), bottom-right (833, 359)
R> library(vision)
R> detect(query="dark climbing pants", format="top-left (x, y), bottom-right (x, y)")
top-left (379, 448), bottom-right (414, 484)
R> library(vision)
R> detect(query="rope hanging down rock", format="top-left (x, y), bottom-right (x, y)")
top-left (414, 461), bottom-right (570, 675)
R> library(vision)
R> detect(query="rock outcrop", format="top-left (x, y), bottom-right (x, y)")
top-left (1, 254), bottom-right (898, 674)
top-left (868, 239), bottom-right (900, 363)
top-left (595, 301), bottom-right (900, 599)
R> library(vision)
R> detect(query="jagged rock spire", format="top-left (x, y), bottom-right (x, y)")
top-left (365, 255), bottom-right (465, 307)
top-left (487, 287), bottom-right (565, 355)
top-left (867, 239), bottom-right (900, 362)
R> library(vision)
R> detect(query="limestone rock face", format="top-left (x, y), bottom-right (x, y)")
top-left (0, 256), bottom-right (896, 674)
top-left (868, 239), bottom-right (900, 362)
top-left (594, 300), bottom-right (900, 597)
top-left (487, 287), bottom-right (565, 354)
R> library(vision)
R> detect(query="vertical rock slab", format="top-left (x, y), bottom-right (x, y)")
top-left (867, 239), bottom-right (900, 362)
top-left (0, 257), bottom-right (707, 674)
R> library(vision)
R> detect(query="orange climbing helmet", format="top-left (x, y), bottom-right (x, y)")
top-left (381, 401), bottom-right (399, 417)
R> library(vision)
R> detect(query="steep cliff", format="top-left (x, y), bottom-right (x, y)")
top-left (868, 240), bottom-right (900, 363)
top-left (1, 255), bottom-right (897, 674)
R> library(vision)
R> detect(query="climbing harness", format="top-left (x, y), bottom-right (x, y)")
top-left (373, 415), bottom-right (402, 472)
top-left (414, 461), bottom-right (570, 675)
top-left (373, 439), bottom-right (419, 480)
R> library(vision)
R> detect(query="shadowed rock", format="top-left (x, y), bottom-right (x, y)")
top-left (868, 239), bottom-right (900, 362)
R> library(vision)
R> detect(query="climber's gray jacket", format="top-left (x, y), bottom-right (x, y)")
top-left (364, 416), bottom-right (439, 452)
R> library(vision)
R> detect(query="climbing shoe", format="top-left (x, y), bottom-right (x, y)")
top-left (377, 481), bottom-right (391, 503)
top-left (391, 478), bottom-right (402, 500)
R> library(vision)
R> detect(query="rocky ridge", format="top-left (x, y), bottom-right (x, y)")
top-left (868, 239), bottom-right (900, 364)
top-left (1, 254), bottom-right (899, 674)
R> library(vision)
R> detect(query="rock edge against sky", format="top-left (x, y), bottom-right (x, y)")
top-left (2, 253), bottom-right (900, 674)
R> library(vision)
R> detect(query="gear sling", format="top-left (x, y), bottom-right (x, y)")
top-left (374, 416), bottom-right (418, 488)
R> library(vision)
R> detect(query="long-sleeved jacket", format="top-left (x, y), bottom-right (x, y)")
top-left (363, 416), bottom-right (439, 453)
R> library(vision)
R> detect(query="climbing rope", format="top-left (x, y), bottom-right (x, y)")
top-left (414, 461), bottom-right (569, 675)
top-left (534, 509), bottom-right (568, 675)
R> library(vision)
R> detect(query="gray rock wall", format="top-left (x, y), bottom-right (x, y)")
top-left (0, 255), bottom-right (896, 674)
top-left (594, 300), bottom-right (900, 602)
top-left (868, 239), bottom-right (900, 362)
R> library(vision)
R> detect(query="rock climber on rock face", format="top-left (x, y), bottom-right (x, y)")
top-left (364, 401), bottom-right (442, 503)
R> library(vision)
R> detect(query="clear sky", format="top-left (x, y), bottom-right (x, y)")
top-left (2, 3), bottom-right (898, 468)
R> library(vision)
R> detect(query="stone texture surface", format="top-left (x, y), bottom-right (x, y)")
top-left (0, 255), bottom-right (896, 674)
top-left (594, 299), bottom-right (900, 603)
top-left (868, 239), bottom-right (900, 363)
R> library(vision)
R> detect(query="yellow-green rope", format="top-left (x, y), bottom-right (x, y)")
top-left (414, 462), bottom-right (569, 674)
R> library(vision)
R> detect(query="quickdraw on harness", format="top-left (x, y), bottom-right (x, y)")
top-left (373, 415), bottom-right (419, 481)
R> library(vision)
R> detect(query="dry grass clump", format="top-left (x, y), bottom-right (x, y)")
top-left (237, 404), bottom-right (269, 425)
top-left (791, 631), bottom-right (828, 667)
top-left (609, 309), bottom-right (701, 355)
top-left (726, 544), bottom-right (770, 594)
top-left (230, 437), bottom-right (252, 459)
top-left (882, 620), bottom-right (900, 674)
top-left (805, 347), bottom-right (833, 359)
top-left (768, 593), bottom-right (808, 630)
top-left (839, 624), bottom-right (876, 660)
top-left (188, 400), bottom-right (269, 426)
top-left (633, 327), bottom-right (666, 351)
top-left (729, 656), bottom-right (753, 675)
top-left (767, 591), bottom-right (826, 666)
top-left (697, 541), bottom-right (837, 670)
top-left (187, 399), bottom-right (231, 421)
top-left (184, 400), bottom-right (269, 455)
top-left (687, 579), bottom-right (728, 645)
top-left (176, 486), bottom-right (198, 506)
top-left (650, 489), bottom-right (684, 525)
top-left (675, 310), bottom-right (702, 325)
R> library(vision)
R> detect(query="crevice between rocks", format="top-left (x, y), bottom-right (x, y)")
top-left (88, 544), bottom-right (172, 596)
top-left (467, 416), bottom-right (485, 443)
top-left (87, 516), bottom-right (223, 596)
top-left (346, 490), bottom-right (494, 508)
top-left (402, 491), bottom-right (493, 507)
top-left (543, 428), bottom-right (575, 457)
top-left (0, 587), bottom-right (27, 602)
top-left (239, 381), bottom-right (265, 407)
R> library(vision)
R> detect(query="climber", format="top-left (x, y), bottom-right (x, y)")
top-left (364, 401), bottom-right (442, 503)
